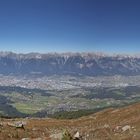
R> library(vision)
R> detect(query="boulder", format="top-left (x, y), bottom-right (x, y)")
top-left (122, 125), bottom-right (131, 132)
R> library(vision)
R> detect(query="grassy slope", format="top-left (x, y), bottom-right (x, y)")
top-left (0, 102), bottom-right (140, 139)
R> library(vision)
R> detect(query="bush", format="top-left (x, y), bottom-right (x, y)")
top-left (61, 130), bottom-right (73, 140)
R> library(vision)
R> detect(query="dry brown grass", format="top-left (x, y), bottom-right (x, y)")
top-left (0, 103), bottom-right (140, 139)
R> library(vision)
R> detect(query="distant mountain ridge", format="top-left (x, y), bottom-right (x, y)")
top-left (0, 51), bottom-right (140, 76)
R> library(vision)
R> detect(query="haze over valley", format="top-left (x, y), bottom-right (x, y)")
top-left (0, 52), bottom-right (140, 118)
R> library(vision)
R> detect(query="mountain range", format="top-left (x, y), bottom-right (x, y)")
top-left (0, 52), bottom-right (140, 76)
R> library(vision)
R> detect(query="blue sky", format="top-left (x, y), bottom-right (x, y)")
top-left (0, 0), bottom-right (140, 53)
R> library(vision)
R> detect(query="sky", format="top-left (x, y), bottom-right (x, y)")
top-left (0, 0), bottom-right (140, 53)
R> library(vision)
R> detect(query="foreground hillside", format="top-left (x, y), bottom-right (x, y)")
top-left (1, 103), bottom-right (140, 140)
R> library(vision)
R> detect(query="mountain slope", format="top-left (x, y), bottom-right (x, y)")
top-left (0, 52), bottom-right (140, 76)
top-left (1, 103), bottom-right (140, 140)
